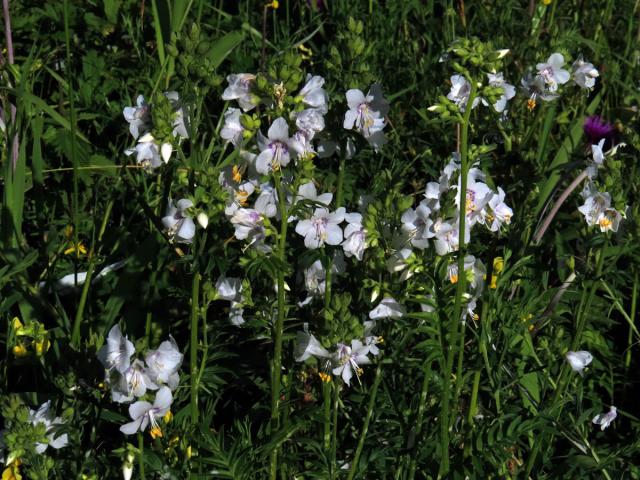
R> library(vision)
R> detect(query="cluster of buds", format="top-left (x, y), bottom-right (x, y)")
top-left (10, 318), bottom-right (50, 358)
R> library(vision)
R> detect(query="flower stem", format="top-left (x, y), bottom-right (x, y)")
top-left (270, 172), bottom-right (289, 479)
top-left (439, 80), bottom-right (477, 478)
top-left (330, 383), bottom-right (340, 479)
top-left (347, 363), bottom-right (383, 480)
top-left (190, 270), bottom-right (201, 425)
top-left (138, 433), bottom-right (146, 480)
top-left (407, 362), bottom-right (432, 480)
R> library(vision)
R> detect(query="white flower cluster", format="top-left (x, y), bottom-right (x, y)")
top-left (447, 72), bottom-right (516, 113)
top-left (343, 84), bottom-right (389, 151)
top-left (578, 141), bottom-right (625, 233)
top-left (215, 275), bottom-right (246, 325)
top-left (522, 53), bottom-right (599, 108)
top-left (123, 92), bottom-right (189, 170)
top-left (28, 401), bottom-right (69, 454)
top-left (96, 325), bottom-right (183, 437)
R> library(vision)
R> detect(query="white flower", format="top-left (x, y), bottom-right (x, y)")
top-left (125, 138), bottom-right (162, 170)
top-left (597, 208), bottom-right (624, 233)
top-left (145, 337), bottom-right (183, 390)
top-left (572, 56), bottom-right (599, 89)
top-left (220, 107), bottom-right (244, 146)
top-left (222, 73), bottom-right (258, 111)
top-left (295, 108), bottom-right (325, 138)
top-left (256, 118), bottom-right (292, 174)
top-left (578, 189), bottom-right (611, 227)
top-left (29, 401), bottom-right (69, 454)
top-left (456, 171), bottom-right (493, 227)
top-left (332, 340), bottom-right (372, 386)
top-left (215, 276), bottom-right (243, 302)
top-left (294, 181), bottom-right (333, 207)
top-left (592, 138), bottom-right (606, 166)
top-left (295, 329), bottom-right (331, 362)
top-left (592, 406), bottom-right (617, 431)
top-left (112, 359), bottom-right (159, 403)
top-left (486, 187), bottom-right (513, 231)
top-left (369, 296), bottom-right (405, 319)
top-left (521, 73), bottom-right (559, 105)
top-left (386, 246), bottom-right (413, 277)
top-left (447, 75), bottom-right (480, 112)
top-left (343, 84), bottom-right (389, 151)
top-left (230, 208), bottom-right (268, 249)
top-left (536, 53), bottom-right (570, 92)
top-left (295, 207), bottom-right (345, 249)
top-left (123, 453), bottom-right (135, 480)
top-left (565, 350), bottom-right (593, 376)
top-left (97, 325), bottom-right (135, 374)
top-left (162, 199), bottom-right (196, 244)
top-left (401, 201), bottom-right (433, 249)
top-left (290, 130), bottom-right (316, 161)
top-left (433, 219), bottom-right (468, 256)
top-left (164, 91), bottom-right (189, 139)
top-left (298, 74), bottom-right (328, 114)
top-left (120, 387), bottom-right (173, 436)
top-left (123, 95), bottom-right (151, 140)
top-left (485, 72), bottom-right (516, 113)
top-left (363, 321), bottom-right (382, 356)
top-left (342, 212), bottom-right (367, 260)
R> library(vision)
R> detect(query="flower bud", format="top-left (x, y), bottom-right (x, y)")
top-left (197, 213), bottom-right (209, 229)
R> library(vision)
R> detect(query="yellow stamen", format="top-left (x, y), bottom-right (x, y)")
top-left (599, 216), bottom-right (613, 230)
top-left (232, 165), bottom-right (243, 183)
top-left (450, 274), bottom-right (459, 284)
top-left (163, 410), bottom-right (173, 424)
top-left (318, 372), bottom-right (332, 383)
top-left (150, 426), bottom-right (163, 439)
top-left (356, 367), bottom-right (364, 377)
top-left (527, 98), bottom-right (536, 111)
top-left (64, 242), bottom-right (88, 256)
top-left (377, 336), bottom-right (384, 344)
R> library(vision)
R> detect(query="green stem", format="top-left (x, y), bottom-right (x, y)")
top-left (190, 270), bottom-right (201, 424)
top-left (625, 272), bottom-right (638, 369)
top-left (335, 154), bottom-right (346, 209)
top-left (347, 363), bottom-right (383, 480)
top-left (270, 172), bottom-right (289, 480)
top-left (330, 383), bottom-right (340, 479)
top-left (407, 362), bottom-right (432, 480)
top-left (323, 381), bottom-right (332, 449)
top-left (439, 80), bottom-right (477, 478)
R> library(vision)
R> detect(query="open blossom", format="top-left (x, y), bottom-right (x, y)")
top-left (332, 340), bottom-right (372, 386)
top-left (120, 387), bottom-right (173, 438)
top-left (256, 118), bottom-right (292, 174)
top-left (401, 201), bottom-right (433, 249)
top-left (536, 53), bottom-right (571, 92)
top-left (572, 56), bottom-right (599, 89)
top-left (566, 350), bottom-right (593, 376)
top-left (162, 199), bottom-right (196, 244)
top-left (584, 115), bottom-right (615, 146)
top-left (220, 107), bottom-right (244, 146)
top-left (29, 401), bottom-right (69, 454)
top-left (222, 73), bottom-right (258, 111)
top-left (343, 84), bottom-right (389, 151)
top-left (521, 73), bottom-right (558, 108)
top-left (486, 187), bottom-right (513, 231)
top-left (485, 72), bottom-right (516, 113)
top-left (298, 74), bottom-right (328, 114)
top-left (447, 75), bottom-right (480, 112)
top-left (456, 170), bottom-right (493, 227)
top-left (123, 95), bottom-right (151, 139)
top-left (342, 212), bottom-right (367, 260)
top-left (295, 207), bottom-right (345, 249)
top-left (592, 406), bottom-right (617, 431)
top-left (295, 108), bottom-right (325, 138)
top-left (230, 208), bottom-right (268, 250)
top-left (295, 328), bottom-right (331, 362)
top-left (578, 187), bottom-right (624, 233)
top-left (145, 337), bottom-right (183, 390)
top-left (164, 91), bottom-right (189, 139)
top-left (112, 359), bottom-right (158, 403)
top-left (97, 325), bottom-right (135, 374)
top-left (125, 136), bottom-right (164, 170)
top-left (369, 296), bottom-right (406, 319)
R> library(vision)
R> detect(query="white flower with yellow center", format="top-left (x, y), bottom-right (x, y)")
top-left (332, 340), bottom-right (372, 386)
top-left (295, 207), bottom-right (345, 249)
top-left (536, 53), bottom-right (570, 92)
top-left (120, 387), bottom-right (173, 439)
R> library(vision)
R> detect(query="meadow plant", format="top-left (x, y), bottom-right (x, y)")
top-left (2, 1), bottom-right (640, 479)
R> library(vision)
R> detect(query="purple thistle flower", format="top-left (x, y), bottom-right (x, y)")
top-left (584, 115), bottom-right (615, 147)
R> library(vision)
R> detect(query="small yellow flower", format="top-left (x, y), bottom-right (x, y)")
top-left (12, 344), bottom-right (28, 358)
top-left (150, 426), bottom-right (163, 439)
top-left (450, 274), bottom-right (459, 284)
top-left (542, 0), bottom-right (552, 5)
top-left (318, 372), bottom-right (332, 383)
top-left (186, 445), bottom-right (193, 459)
top-left (12, 317), bottom-right (23, 330)
top-left (490, 257), bottom-right (504, 289)
top-left (64, 242), bottom-right (88, 256)
top-left (34, 338), bottom-right (50, 356)
top-left (266, 0), bottom-right (279, 8)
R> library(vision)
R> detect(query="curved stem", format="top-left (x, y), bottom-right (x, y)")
top-left (439, 80), bottom-right (476, 478)
top-left (190, 270), bottom-right (201, 424)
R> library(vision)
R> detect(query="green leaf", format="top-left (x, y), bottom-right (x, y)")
top-left (209, 31), bottom-right (245, 69)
